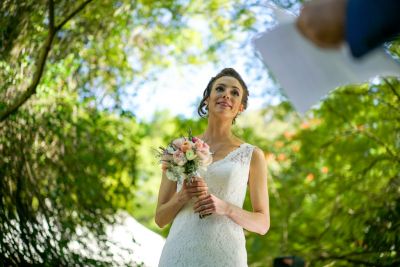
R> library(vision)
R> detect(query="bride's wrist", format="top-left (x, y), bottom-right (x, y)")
top-left (223, 202), bottom-right (232, 217)
top-left (175, 192), bottom-right (186, 206)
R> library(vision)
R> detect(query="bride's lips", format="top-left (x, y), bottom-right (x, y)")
top-left (216, 101), bottom-right (232, 108)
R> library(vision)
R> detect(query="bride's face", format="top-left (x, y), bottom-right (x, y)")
top-left (207, 76), bottom-right (244, 121)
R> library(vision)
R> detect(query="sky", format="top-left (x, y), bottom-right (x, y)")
top-left (122, 2), bottom-right (292, 122)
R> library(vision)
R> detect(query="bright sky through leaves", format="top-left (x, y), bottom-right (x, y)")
top-left (123, 6), bottom-right (282, 121)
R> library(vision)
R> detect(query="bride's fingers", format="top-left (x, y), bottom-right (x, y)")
top-left (187, 183), bottom-right (208, 193)
top-left (194, 203), bottom-right (212, 213)
top-left (193, 196), bottom-right (212, 211)
top-left (188, 180), bottom-right (207, 187)
top-left (187, 184), bottom-right (207, 190)
top-left (189, 191), bottom-right (207, 197)
top-left (199, 207), bottom-right (214, 216)
top-left (187, 186), bottom-right (208, 193)
top-left (194, 193), bottom-right (210, 203)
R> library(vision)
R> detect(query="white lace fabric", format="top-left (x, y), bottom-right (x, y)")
top-left (158, 143), bottom-right (255, 267)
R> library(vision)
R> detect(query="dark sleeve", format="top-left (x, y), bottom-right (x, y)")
top-left (346, 0), bottom-right (400, 58)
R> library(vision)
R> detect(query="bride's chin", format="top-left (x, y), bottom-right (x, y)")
top-left (209, 112), bottom-right (234, 121)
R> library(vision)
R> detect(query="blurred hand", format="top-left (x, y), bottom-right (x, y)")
top-left (193, 193), bottom-right (229, 217)
top-left (296, 0), bottom-right (347, 48)
top-left (177, 176), bottom-right (208, 204)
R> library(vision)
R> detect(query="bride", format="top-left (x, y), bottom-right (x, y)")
top-left (155, 68), bottom-right (270, 267)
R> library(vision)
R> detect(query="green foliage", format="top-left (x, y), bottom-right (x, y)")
top-left (245, 79), bottom-right (400, 267)
top-left (0, 85), bottom-right (140, 265)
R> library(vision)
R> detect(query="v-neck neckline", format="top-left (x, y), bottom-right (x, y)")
top-left (209, 143), bottom-right (247, 166)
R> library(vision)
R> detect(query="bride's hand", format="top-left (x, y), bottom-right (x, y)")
top-left (186, 176), bottom-right (208, 198)
top-left (177, 176), bottom-right (208, 204)
top-left (193, 193), bottom-right (229, 217)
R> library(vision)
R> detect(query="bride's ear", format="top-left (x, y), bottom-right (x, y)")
top-left (204, 97), bottom-right (210, 109)
top-left (239, 104), bottom-right (244, 113)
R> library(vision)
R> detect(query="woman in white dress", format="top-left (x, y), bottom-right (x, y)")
top-left (155, 68), bottom-right (270, 267)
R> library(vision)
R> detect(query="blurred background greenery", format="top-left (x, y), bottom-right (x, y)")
top-left (1, 0), bottom-right (399, 266)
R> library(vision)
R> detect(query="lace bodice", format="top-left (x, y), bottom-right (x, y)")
top-left (158, 143), bottom-right (255, 267)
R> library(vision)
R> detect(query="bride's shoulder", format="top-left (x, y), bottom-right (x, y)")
top-left (249, 146), bottom-right (266, 165)
top-left (236, 140), bottom-right (261, 156)
top-left (238, 141), bottom-right (264, 159)
top-left (236, 139), bottom-right (255, 149)
top-left (237, 142), bottom-right (265, 167)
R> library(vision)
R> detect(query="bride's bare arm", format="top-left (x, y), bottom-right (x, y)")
top-left (155, 172), bottom-right (208, 228)
top-left (193, 147), bottom-right (270, 235)
top-left (155, 172), bottom-right (183, 228)
top-left (230, 147), bottom-right (270, 234)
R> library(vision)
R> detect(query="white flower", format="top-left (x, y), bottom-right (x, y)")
top-left (166, 146), bottom-right (175, 154)
top-left (166, 170), bottom-right (178, 181)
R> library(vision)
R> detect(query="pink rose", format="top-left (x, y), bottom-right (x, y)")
top-left (192, 137), bottom-right (198, 143)
top-left (194, 139), bottom-right (204, 150)
top-left (173, 150), bottom-right (187, 166)
top-left (196, 142), bottom-right (210, 154)
top-left (202, 142), bottom-right (209, 150)
top-left (161, 153), bottom-right (173, 162)
top-left (172, 138), bottom-right (185, 149)
top-left (196, 149), bottom-right (212, 166)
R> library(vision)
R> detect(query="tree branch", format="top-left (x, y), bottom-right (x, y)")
top-left (317, 196), bottom-right (340, 240)
top-left (0, 0), bottom-right (93, 122)
top-left (361, 156), bottom-right (392, 176)
top-left (55, 0), bottom-right (93, 31)
top-left (383, 77), bottom-right (400, 103)
top-left (0, 31), bottom-right (55, 122)
top-left (361, 129), bottom-right (400, 163)
top-left (324, 100), bottom-right (400, 162)
top-left (49, 0), bottom-right (55, 32)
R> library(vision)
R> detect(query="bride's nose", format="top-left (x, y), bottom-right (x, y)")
top-left (222, 92), bottom-right (230, 99)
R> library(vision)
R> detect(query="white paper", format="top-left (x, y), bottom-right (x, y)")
top-left (254, 7), bottom-right (400, 113)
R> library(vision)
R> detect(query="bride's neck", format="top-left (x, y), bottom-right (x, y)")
top-left (201, 118), bottom-right (234, 144)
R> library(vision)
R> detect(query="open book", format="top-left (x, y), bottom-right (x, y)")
top-left (254, 5), bottom-right (400, 113)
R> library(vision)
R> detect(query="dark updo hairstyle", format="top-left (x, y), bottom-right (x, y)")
top-left (197, 68), bottom-right (249, 123)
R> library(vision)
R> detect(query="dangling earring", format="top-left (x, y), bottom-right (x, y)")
top-left (234, 111), bottom-right (241, 120)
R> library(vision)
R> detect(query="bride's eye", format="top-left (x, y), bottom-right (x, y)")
top-left (216, 86), bottom-right (224, 92)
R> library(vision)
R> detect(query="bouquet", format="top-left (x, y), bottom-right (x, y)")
top-left (158, 131), bottom-right (213, 185)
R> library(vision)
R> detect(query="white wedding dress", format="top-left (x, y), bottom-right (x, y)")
top-left (158, 143), bottom-right (255, 267)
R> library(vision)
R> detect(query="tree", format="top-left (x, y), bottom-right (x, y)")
top-left (244, 78), bottom-right (400, 266)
